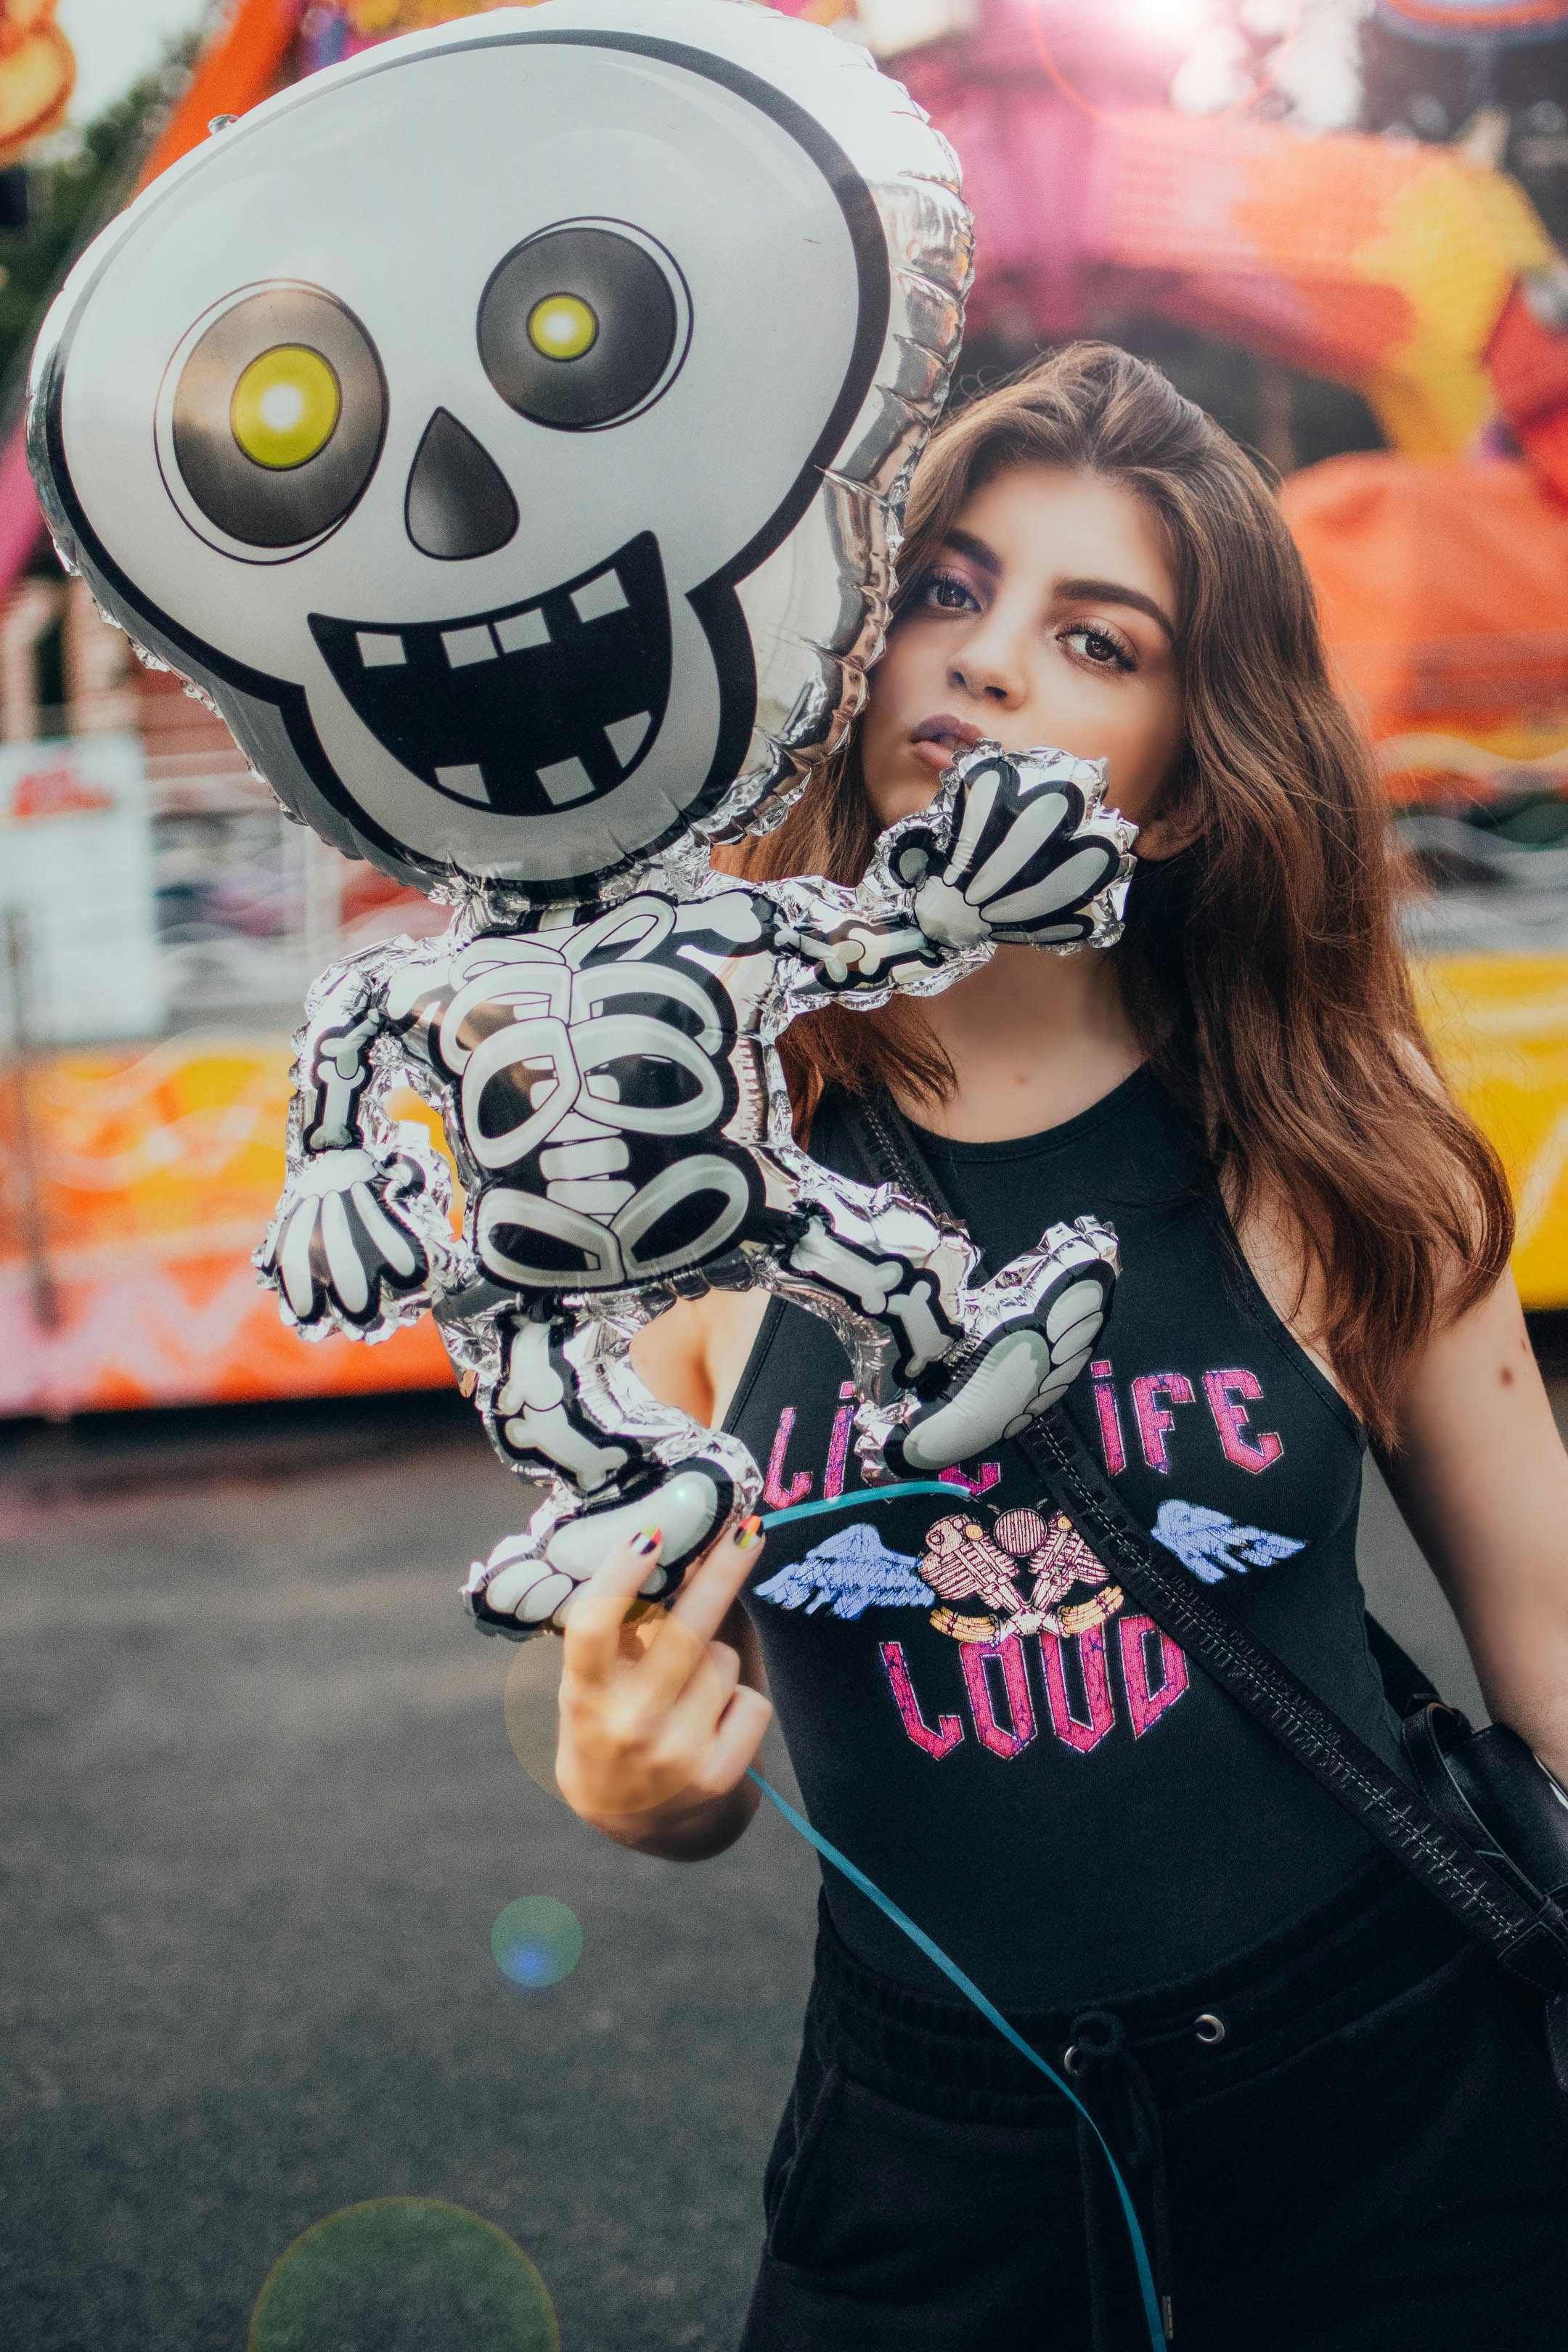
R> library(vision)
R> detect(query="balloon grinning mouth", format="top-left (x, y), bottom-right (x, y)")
top-left (308, 528), bottom-right (670, 818)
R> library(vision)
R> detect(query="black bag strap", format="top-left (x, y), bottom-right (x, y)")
top-left (838, 1088), bottom-right (1568, 1995)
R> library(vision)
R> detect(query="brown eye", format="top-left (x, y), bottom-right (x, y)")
top-left (1065, 625), bottom-right (1134, 672)
top-left (172, 285), bottom-right (386, 547)
top-left (916, 569), bottom-right (979, 615)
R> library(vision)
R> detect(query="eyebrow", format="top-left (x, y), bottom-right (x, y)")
top-left (1057, 576), bottom-right (1177, 642)
top-left (941, 531), bottom-right (1177, 642)
top-left (944, 526), bottom-right (1004, 579)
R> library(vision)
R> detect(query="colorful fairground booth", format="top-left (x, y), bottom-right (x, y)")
top-left (7, 0), bottom-right (1568, 1418)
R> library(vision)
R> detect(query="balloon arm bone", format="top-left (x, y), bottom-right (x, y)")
top-left (256, 944), bottom-right (459, 1340)
top-left (290, 946), bottom-right (401, 1156)
top-left (769, 895), bottom-right (948, 1002)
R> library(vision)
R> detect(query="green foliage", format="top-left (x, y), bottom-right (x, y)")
top-left (0, 41), bottom-right (199, 420)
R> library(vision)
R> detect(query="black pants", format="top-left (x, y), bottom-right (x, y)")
top-left (740, 1865), bottom-right (1568, 2351)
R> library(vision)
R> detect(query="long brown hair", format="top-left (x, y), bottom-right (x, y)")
top-left (727, 341), bottom-right (1512, 1442)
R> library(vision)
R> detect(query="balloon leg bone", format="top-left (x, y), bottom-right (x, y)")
top-left (466, 1447), bottom-right (758, 1640)
top-left (857, 1217), bottom-right (1119, 1479)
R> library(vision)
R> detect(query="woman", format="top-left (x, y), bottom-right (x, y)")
top-left (552, 345), bottom-right (1568, 2348)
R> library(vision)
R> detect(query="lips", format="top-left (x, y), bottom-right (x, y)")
top-left (912, 714), bottom-right (983, 751)
top-left (910, 714), bottom-right (983, 773)
top-left (309, 529), bottom-right (670, 819)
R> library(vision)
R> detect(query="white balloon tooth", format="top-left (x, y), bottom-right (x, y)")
top-left (355, 630), bottom-right (405, 667)
top-left (441, 624), bottom-right (497, 669)
top-left (571, 571), bottom-right (629, 624)
top-left (434, 763), bottom-right (489, 803)
top-left (605, 711), bottom-right (652, 767)
top-left (536, 756), bottom-right (595, 807)
top-left (494, 606), bottom-right (550, 654)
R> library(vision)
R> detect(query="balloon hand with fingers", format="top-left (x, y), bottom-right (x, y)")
top-left (30, 0), bottom-right (1133, 1641)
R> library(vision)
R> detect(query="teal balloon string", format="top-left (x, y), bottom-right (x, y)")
top-left (759, 1481), bottom-right (957, 1531)
top-left (745, 1771), bottom-right (1169, 2352)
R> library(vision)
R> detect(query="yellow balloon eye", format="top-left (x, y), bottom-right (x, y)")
top-left (230, 346), bottom-right (341, 470)
top-left (526, 293), bottom-right (598, 363)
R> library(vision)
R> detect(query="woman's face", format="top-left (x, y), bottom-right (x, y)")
top-left (859, 462), bottom-right (1187, 852)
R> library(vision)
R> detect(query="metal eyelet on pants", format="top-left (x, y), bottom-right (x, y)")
top-left (1194, 2011), bottom-right (1227, 2045)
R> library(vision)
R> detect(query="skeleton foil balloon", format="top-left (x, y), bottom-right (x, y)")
top-left (29, 0), bottom-right (1137, 1636)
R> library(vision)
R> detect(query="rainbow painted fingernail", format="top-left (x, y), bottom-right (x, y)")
top-left (735, 1515), bottom-right (764, 1551)
top-left (631, 1528), bottom-right (662, 1557)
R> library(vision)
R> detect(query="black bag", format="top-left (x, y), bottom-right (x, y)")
top-left (841, 1090), bottom-right (1568, 2089)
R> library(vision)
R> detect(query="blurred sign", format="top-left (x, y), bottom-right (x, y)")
top-left (0, 731), bottom-right (166, 1048)
top-left (0, 1041), bottom-right (454, 1413)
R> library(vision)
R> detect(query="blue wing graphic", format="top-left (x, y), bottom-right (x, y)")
top-left (754, 1522), bottom-right (933, 1620)
top-left (1151, 1500), bottom-right (1306, 1585)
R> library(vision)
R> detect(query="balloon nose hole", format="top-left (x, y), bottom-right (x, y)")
top-left (405, 407), bottom-right (518, 559)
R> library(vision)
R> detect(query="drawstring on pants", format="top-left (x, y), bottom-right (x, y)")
top-left (1065, 2009), bottom-right (1175, 2349)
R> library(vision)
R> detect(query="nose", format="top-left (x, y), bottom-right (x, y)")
top-left (948, 610), bottom-right (1028, 711)
top-left (404, 408), bottom-right (518, 559)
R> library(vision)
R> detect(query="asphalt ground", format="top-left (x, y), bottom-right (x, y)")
top-left (0, 1357), bottom-right (1552, 2351)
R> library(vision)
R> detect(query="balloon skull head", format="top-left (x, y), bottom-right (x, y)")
top-left (30, 0), bottom-right (968, 899)
top-left (29, 0), bottom-right (1138, 1636)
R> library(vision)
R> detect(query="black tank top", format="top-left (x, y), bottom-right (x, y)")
top-left (729, 1066), bottom-right (1405, 2007)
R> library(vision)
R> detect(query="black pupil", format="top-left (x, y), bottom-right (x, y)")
top-left (478, 225), bottom-right (679, 432)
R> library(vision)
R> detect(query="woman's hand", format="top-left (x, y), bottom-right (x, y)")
top-left (556, 1515), bottom-right (774, 1860)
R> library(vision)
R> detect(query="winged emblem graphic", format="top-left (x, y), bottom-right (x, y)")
top-left (755, 1503), bottom-right (1127, 1643)
top-left (1150, 1500), bottom-right (1306, 1583)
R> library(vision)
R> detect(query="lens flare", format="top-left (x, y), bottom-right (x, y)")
top-left (248, 2197), bottom-right (557, 2351)
top-left (491, 1896), bottom-right (584, 1988)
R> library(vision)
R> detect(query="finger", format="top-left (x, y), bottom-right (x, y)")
top-left (606, 1598), bottom-right (748, 1729)
top-left (686, 1684), bottom-right (774, 1802)
top-left (560, 1530), bottom-right (665, 1686)
top-left (634, 1649), bottom-right (732, 1772)
top-left (621, 1644), bottom-right (751, 1810)
top-left (562, 1641), bottom-right (731, 1818)
top-left (666, 1513), bottom-right (767, 1645)
top-left (706, 1640), bottom-right (742, 1705)
top-left (632, 1636), bottom-right (740, 1750)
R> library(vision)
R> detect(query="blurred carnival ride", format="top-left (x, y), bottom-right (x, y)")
top-left (0, 4), bottom-right (73, 166)
top-left (7, 0), bottom-right (1568, 1415)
